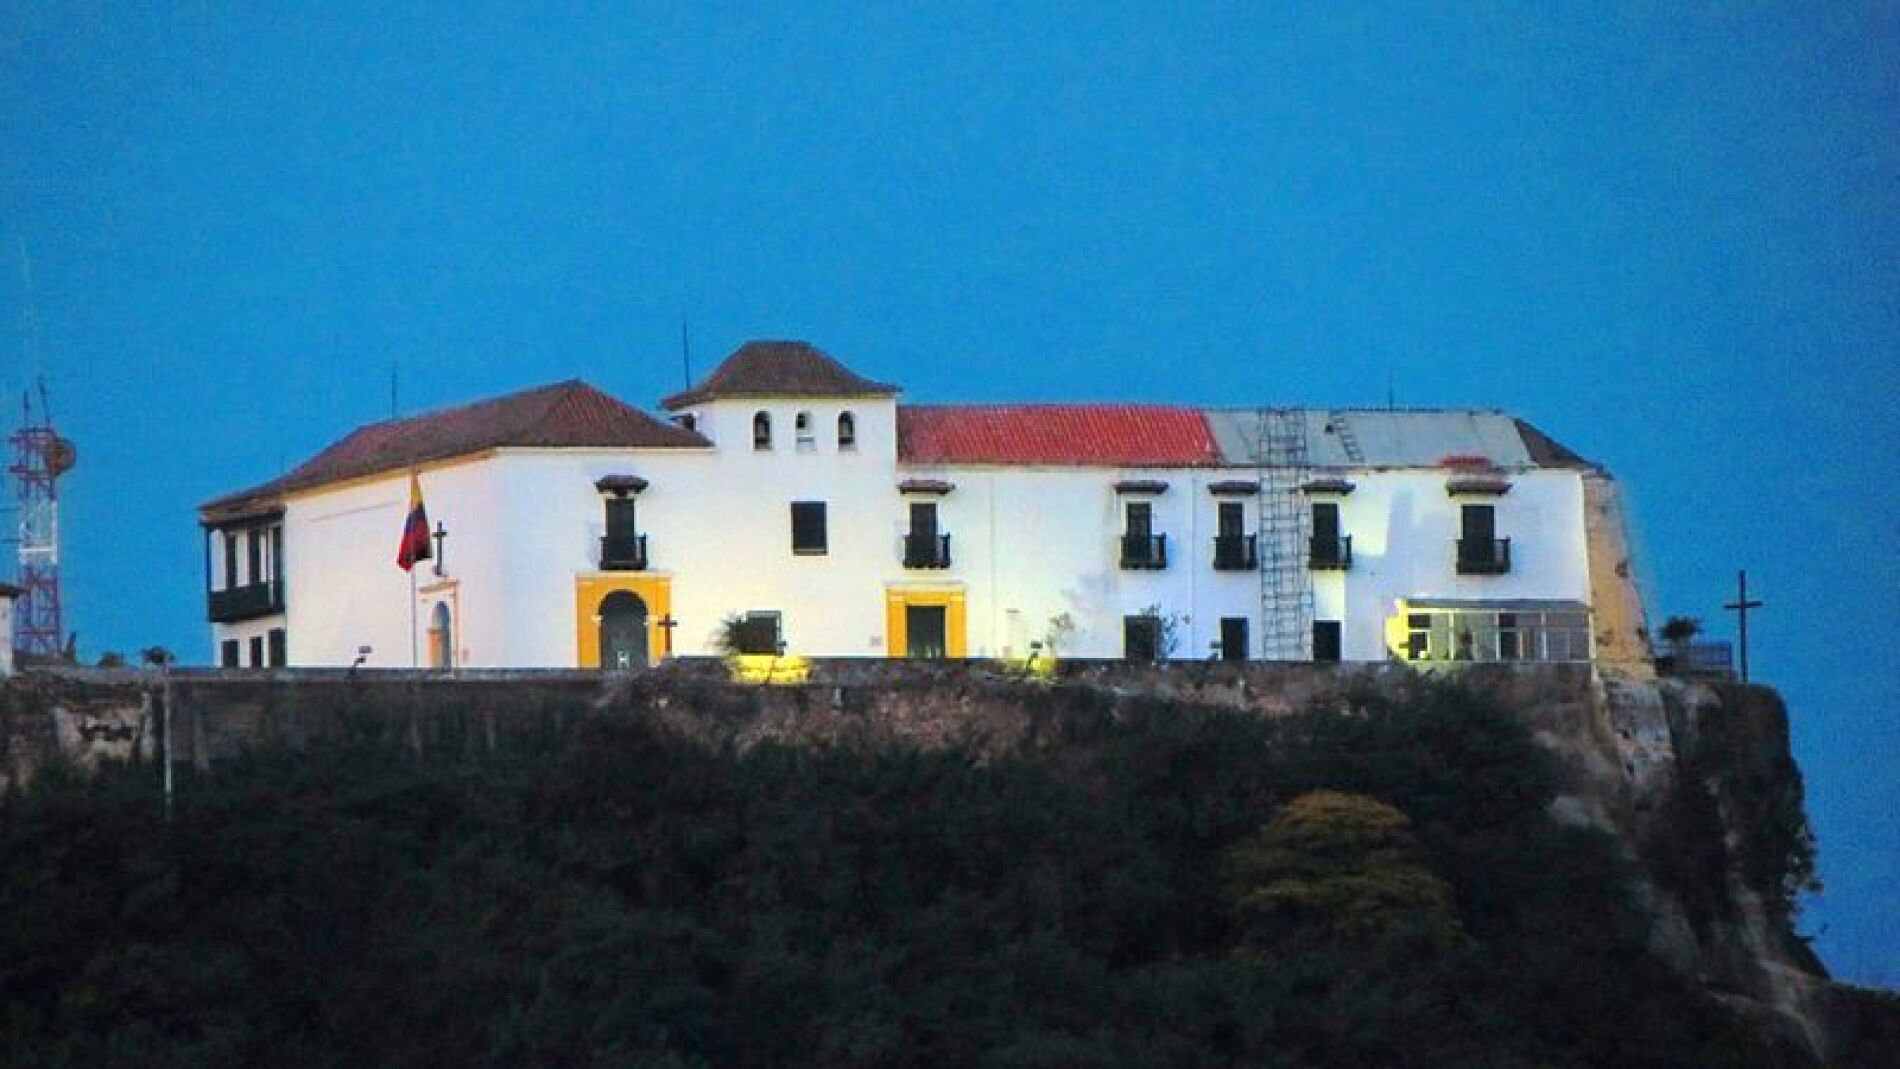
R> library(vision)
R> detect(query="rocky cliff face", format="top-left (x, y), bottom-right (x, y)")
top-left (0, 661), bottom-right (1876, 1059)
top-left (1538, 673), bottom-right (1829, 1054)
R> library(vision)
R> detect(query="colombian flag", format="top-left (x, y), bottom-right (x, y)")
top-left (396, 471), bottom-right (432, 571)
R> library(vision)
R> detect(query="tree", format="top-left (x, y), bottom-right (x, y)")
top-left (1661, 616), bottom-right (1701, 667)
top-left (1220, 790), bottom-right (1465, 958)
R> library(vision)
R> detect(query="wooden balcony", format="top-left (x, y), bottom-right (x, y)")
top-left (207, 581), bottom-right (283, 623)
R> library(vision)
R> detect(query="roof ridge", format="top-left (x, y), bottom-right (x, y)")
top-left (370, 378), bottom-right (589, 431)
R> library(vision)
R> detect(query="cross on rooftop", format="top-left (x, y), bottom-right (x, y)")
top-left (1723, 570), bottom-right (1764, 683)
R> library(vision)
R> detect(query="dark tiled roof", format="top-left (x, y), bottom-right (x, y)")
top-left (662, 341), bottom-right (898, 409)
top-left (1512, 418), bottom-right (1593, 468)
top-left (202, 380), bottom-right (706, 520)
top-left (898, 405), bottom-right (1224, 468)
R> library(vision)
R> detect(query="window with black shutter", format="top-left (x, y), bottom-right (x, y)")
top-left (1217, 502), bottom-right (1244, 538)
top-left (605, 497), bottom-right (637, 539)
top-left (223, 532), bottom-right (238, 590)
top-left (248, 635), bottom-right (265, 667)
top-left (268, 628), bottom-right (287, 667)
top-left (791, 502), bottom-right (828, 555)
top-left (1462, 503), bottom-right (1495, 543)
top-left (837, 411), bottom-right (856, 448)
top-left (1126, 501), bottom-right (1153, 539)
top-left (1312, 620), bottom-right (1343, 662)
top-left (753, 411), bottom-right (772, 450)
top-left (1124, 614), bottom-right (1161, 662)
top-left (220, 639), bottom-right (240, 668)
top-left (246, 528), bottom-right (262, 587)
top-left (1220, 617), bottom-right (1249, 662)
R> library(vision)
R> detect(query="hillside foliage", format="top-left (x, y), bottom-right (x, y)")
top-left (0, 682), bottom-right (1826, 1067)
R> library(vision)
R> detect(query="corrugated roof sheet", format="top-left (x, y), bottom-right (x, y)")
top-left (202, 380), bottom-right (707, 520)
top-left (898, 405), bottom-right (1224, 467)
top-left (662, 340), bottom-right (898, 409)
top-left (1202, 409), bottom-right (1590, 469)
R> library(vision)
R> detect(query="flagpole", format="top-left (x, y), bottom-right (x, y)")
top-left (410, 565), bottom-right (420, 669)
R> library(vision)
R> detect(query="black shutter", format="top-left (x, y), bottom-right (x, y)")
top-left (1220, 617), bottom-right (1249, 662)
top-left (1311, 503), bottom-right (1340, 543)
top-left (1461, 504), bottom-right (1495, 542)
top-left (1218, 502), bottom-right (1243, 538)
top-left (268, 628), bottom-right (287, 667)
top-left (1126, 502), bottom-right (1153, 539)
top-left (220, 639), bottom-right (240, 668)
top-left (605, 497), bottom-right (637, 539)
top-left (248, 636), bottom-right (264, 667)
top-left (223, 532), bottom-right (238, 589)
top-left (1312, 621), bottom-right (1342, 662)
top-left (1124, 615), bottom-right (1160, 661)
top-left (909, 501), bottom-right (937, 539)
top-left (791, 502), bottom-right (828, 554)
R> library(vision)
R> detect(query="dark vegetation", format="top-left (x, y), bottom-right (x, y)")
top-left (0, 682), bottom-right (1827, 1067)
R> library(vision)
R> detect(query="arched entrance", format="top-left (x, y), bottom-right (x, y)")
top-left (598, 590), bottom-right (649, 670)
top-left (428, 600), bottom-right (454, 669)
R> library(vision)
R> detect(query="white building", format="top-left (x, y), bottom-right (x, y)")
top-left (0, 582), bottom-right (17, 677)
top-left (198, 341), bottom-right (1650, 670)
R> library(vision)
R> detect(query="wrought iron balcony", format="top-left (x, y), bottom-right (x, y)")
top-left (207, 581), bottom-right (283, 623)
top-left (1309, 535), bottom-right (1353, 570)
top-left (1455, 537), bottom-right (1511, 575)
top-left (903, 532), bottom-right (952, 569)
top-left (1212, 534), bottom-right (1257, 571)
top-left (599, 533), bottom-right (649, 571)
top-left (1120, 533), bottom-right (1168, 570)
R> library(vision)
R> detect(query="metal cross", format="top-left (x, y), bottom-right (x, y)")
top-left (1722, 570), bottom-right (1764, 683)
top-left (431, 522), bottom-right (448, 576)
top-left (656, 614), bottom-right (678, 657)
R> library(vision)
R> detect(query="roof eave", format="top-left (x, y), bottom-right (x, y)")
top-left (662, 385), bottom-right (901, 411)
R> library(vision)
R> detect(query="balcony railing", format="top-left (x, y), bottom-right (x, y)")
top-left (903, 532), bottom-right (952, 569)
top-left (1309, 535), bottom-right (1353, 570)
top-left (1212, 534), bottom-right (1257, 571)
top-left (207, 581), bottom-right (283, 623)
top-left (1456, 537), bottom-right (1511, 575)
top-left (1120, 533), bottom-right (1168, 570)
top-left (599, 534), bottom-right (649, 571)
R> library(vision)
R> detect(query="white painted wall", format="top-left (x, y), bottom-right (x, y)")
top-left (219, 398), bottom-right (1591, 666)
top-left (655, 396), bottom-right (901, 655)
top-left (1318, 467), bottom-right (1591, 660)
top-left (0, 590), bottom-right (14, 676)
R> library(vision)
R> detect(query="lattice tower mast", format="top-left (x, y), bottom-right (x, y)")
top-left (1253, 408), bottom-right (1314, 660)
top-left (9, 381), bottom-right (72, 657)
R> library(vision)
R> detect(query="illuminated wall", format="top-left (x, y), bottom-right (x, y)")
top-left (236, 396), bottom-right (1594, 667)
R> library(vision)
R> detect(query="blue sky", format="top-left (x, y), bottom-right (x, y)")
top-left (4, 3), bottom-right (1896, 984)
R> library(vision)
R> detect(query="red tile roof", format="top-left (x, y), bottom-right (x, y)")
top-left (662, 341), bottom-right (898, 409)
top-left (898, 405), bottom-right (1223, 467)
top-left (202, 380), bottom-right (706, 520)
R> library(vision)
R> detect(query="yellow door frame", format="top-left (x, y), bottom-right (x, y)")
top-left (885, 585), bottom-right (968, 658)
top-left (575, 574), bottom-right (674, 668)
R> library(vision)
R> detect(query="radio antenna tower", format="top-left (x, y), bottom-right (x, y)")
top-left (9, 379), bottom-right (76, 657)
